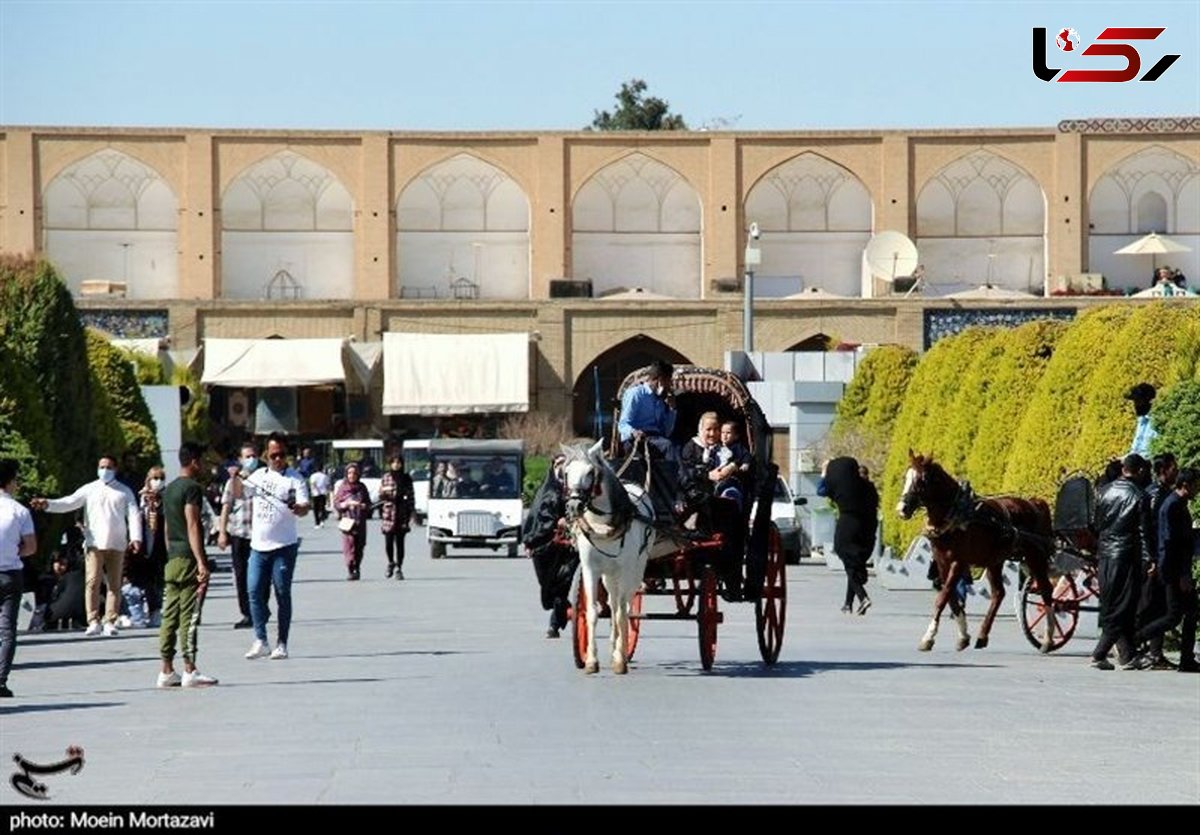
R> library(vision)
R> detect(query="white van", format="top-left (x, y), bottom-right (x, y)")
top-left (426, 439), bottom-right (524, 559)
top-left (401, 438), bottom-right (432, 526)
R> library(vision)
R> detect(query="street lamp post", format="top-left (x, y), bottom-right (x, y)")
top-left (743, 223), bottom-right (761, 351)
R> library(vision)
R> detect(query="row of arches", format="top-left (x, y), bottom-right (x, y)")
top-left (40, 145), bottom-right (1200, 300)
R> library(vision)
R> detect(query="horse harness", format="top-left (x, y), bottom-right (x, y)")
top-left (567, 465), bottom-right (654, 560)
top-left (924, 480), bottom-right (1021, 551)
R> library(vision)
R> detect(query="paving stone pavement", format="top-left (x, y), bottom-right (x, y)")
top-left (3, 520), bottom-right (1197, 806)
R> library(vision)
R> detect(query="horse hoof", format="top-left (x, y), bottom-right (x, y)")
top-left (974, 637), bottom-right (988, 650)
top-left (918, 640), bottom-right (934, 652)
top-left (1040, 642), bottom-right (1054, 654)
top-left (584, 661), bottom-right (599, 675)
top-left (956, 638), bottom-right (970, 651)
top-left (612, 660), bottom-right (628, 675)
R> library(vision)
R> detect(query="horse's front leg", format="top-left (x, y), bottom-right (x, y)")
top-left (609, 577), bottom-right (629, 675)
top-left (974, 563), bottom-right (1006, 649)
top-left (920, 560), bottom-right (957, 651)
top-left (1031, 563), bottom-right (1058, 653)
top-left (582, 564), bottom-right (600, 674)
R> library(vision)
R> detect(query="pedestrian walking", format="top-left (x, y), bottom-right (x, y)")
top-left (218, 441), bottom-right (259, 629)
top-left (379, 454), bottom-right (415, 579)
top-left (818, 457), bottom-right (879, 615)
top-left (0, 459), bottom-right (37, 697)
top-left (334, 463), bottom-right (371, 581)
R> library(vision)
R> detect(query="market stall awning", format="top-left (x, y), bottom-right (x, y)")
top-left (382, 332), bottom-right (529, 415)
top-left (200, 338), bottom-right (347, 387)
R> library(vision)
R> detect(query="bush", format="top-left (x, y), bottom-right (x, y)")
top-left (1070, 302), bottom-right (1197, 477)
top-left (85, 331), bottom-right (161, 474)
top-left (523, 455), bottom-right (550, 505)
top-left (829, 344), bottom-right (918, 476)
top-left (964, 319), bottom-right (1068, 495)
top-left (929, 330), bottom-right (1010, 479)
top-left (880, 327), bottom-right (999, 553)
top-left (499, 411), bottom-right (574, 456)
top-left (0, 347), bottom-right (61, 501)
top-left (1003, 305), bottom-right (1135, 501)
top-left (0, 256), bottom-right (95, 491)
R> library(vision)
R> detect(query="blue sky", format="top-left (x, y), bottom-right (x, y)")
top-left (1, 0), bottom-right (1197, 131)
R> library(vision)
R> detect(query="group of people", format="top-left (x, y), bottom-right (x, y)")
top-left (1090, 448), bottom-right (1198, 673)
top-left (430, 457), bottom-right (516, 499)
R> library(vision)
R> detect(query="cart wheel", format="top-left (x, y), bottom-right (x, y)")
top-left (698, 567), bottom-right (719, 671)
top-left (572, 578), bottom-right (588, 669)
top-left (756, 525), bottom-right (787, 665)
top-left (1019, 572), bottom-right (1080, 652)
top-left (624, 589), bottom-right (643, 661)
top-left (672, 558), bottom-right (696, 615)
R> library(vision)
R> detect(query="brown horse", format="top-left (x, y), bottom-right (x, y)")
top-left (897, 451), bottom-right (1057, 652)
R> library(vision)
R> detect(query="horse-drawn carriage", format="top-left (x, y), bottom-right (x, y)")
top-left (564, 365), bottom-right (788, 673)
top-left (1015, 473), bottom-right (1101, 652)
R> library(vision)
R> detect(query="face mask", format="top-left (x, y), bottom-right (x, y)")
top-left (242, 457), bottom-right (258, 473)
top-left (98, 468), bottom-right (116, 484)
top-left (149, 478), bottom-right (164, 491)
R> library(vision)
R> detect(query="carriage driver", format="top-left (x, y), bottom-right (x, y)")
top-left (617, 360), bottom-right (681, 523)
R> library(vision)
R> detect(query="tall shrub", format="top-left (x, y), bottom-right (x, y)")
top-left (86, 331), bottom-right (161, 472)
top-left (880, 327), bottom-right (998, 552)
top-left (1003, 305), bottom-right (1134, 500)
top-left (928, 330), bottom-right (1010, 480)
top-left (828, 344), bottom-right (919, 475)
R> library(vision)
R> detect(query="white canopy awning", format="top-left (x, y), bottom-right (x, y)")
top-left (201, 338), bottom-right (347, 387)
top-left (382, 332), bottom-right (529, 415)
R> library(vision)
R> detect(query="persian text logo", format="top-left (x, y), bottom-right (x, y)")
top-left (1033, 27), bottom-right (1180, 82)
top-left (10, 747), bottom-right (85, 800)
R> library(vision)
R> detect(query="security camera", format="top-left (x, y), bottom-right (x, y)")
top-left (749, 222), bottom-right (760, 240)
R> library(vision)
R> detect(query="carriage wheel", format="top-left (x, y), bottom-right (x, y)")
top-left (756, 525), bottom-right (787, 665)
top-left (572, 578), bottom-right (589, 669)
top-left (626, 589), bottom-right (643, 661)
top-left (697, 567), bottom-right (719, 671)
top-left (672, 557), bottom-right (696, 615)
top-left (1019, 572), bottom-right (1080, 652)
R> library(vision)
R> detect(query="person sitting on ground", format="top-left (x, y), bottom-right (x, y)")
top-left (119, 569), bottom-right (149, 629)
top-left (37, 551), bottom-right (86, 632)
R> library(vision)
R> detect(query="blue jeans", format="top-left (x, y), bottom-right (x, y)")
top-left (0, 569), bottom-right (23, 688)
top-left (248, 543), bottom-right (298, 646)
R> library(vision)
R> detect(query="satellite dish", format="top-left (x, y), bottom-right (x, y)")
top-left (863, 231), bottom-right (919, 282)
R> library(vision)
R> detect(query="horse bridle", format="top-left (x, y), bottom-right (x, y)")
top-left (901, 467), bottom-right (974, 539)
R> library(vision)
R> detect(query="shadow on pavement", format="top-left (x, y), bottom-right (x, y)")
top-left (15, 655), bottom-right (157, 671)
top-left (658, 659), bottom-right (1005, 678)
top-left (0, 701), bottom-right (125, 715)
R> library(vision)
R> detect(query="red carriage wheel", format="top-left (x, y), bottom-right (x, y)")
top-left (625, 588), bottom-right (643, 661)
top-left (1019, 571), bottom-right (1080, 652)
top-left (697, 566), bottom-right (719, 671)
top-left (572, 578), bottom-right (589, 669)
top-left (756, 524), bottom-right (787, 665)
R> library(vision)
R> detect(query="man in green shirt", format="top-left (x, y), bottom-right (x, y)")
top-left (157, 442), bottom-right (218, 688)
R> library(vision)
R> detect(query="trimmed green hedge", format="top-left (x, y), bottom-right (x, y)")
top-left (85, 331), bottom-right (161, 474)
top-left (1070, 302), bottom-right (1197, 477)
top-left (0, 348), bottom-right (61, 501)
top-left (0, 257), bottom-right (95, 491)
top-left (965, 319), bottom-right (1068, 495)
top-left (880, 327), bottom-right (998, 552)
top-left (930, 330), bottom-right (1010, 479)
top-left (829, 344), bottom-right (919, 475)
top-left (1002, 305), bottom-right (1135, 501)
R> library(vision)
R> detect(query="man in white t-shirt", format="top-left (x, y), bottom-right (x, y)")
top-left (32, 454), bottom-right (142, 637)
top-left (308, 468), bottom-right (331, 529)
top-left (242, 433), bottom-right (310, 661)
top-left (1, 458), bottom-right (38, 698)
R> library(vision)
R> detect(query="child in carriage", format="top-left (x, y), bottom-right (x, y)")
top-left (713, 421), bottom-right (752, 510)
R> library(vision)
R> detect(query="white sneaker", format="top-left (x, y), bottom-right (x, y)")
top-left (244, 640), bottom-right (270, 659)
top-left (181, 670), bottom-right (218, 688)
top-left (156, 670), bottom-right (182, 688)
top-left (103, 623), bottom-right (120, 637)
top-left (84, 622), bottom-right (102, 636)
top-left (269, 643), bottom-right (288, 660)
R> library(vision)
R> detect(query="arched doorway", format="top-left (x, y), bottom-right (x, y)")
top-left (571, 336), bottom-right (691, 438)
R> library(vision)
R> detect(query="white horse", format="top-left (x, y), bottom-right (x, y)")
top-left (561, 440), bottom-right (656, 675)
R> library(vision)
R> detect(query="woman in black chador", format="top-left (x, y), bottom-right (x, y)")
top-left (819, 457), bottom-right (880, 615)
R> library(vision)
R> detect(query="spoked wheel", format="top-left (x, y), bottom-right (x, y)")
top-left (697, 566), bottom-right (719, 671)
top-left (756, 525), bottom-right (787, 665)
top-left (572, 578), bottom-right (589, 669)
top-left (1019, 572), bottom-right (1080, 652)
top-left (626, 589), bottom-right (643, 661)
top-left (672, 558), bottom-right (696, 615)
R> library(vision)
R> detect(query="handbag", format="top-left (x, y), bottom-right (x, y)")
top-left (337, 517), bottom-right (357, 534)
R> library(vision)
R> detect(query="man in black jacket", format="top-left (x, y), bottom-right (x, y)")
top-left (1089, 454), bottom-right (1156, 670)
top-left (1136, 453), bottom-right (1178, 667)
top-left (524, 456), bottom-right (578, 638)
top-left (1135, 468), bottom-right (1199, 673)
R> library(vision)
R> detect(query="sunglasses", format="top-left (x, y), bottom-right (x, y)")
top-left (268, 453), bottom-right (286, 460)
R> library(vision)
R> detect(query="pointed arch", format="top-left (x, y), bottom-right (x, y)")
top-left (744, 152), bottom-right (874, 297)
top-left (219, 150), bottom-right (355, 300)
top-left (570, 335), bottom-right (691, 438)
top-left (41, 148), bottom-right (179, 299)
top-left (572, 152), bottom-right (702, 298)
top-left (1087, 145), bottom-right (1200, 291)
top-left (395, 153), bottom-right (531, 300)
top-left (915, 149), bottom-right (1046, 296)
